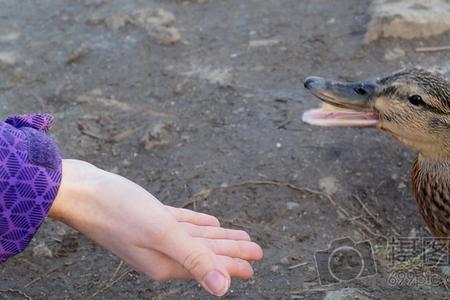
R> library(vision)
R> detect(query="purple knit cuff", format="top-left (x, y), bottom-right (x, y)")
top-left (0, 114), bottom-right (62, 263)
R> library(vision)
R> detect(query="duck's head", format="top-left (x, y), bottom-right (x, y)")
top-left (303, 69), bottom-right (450, 160)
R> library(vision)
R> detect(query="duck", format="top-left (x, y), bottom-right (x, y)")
top-left (303, 68), bottom-right (450, 239)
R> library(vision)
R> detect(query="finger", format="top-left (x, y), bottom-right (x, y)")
top-left (180, 223), bottom-right (251, 241)
top-left (153, 256), bottom-right (254, 280)
top-left (155, 224), bottom-right (231, 296)
top-left (219, 257), bottom-right (254, 279)
top-left (198, 238), bottom-right (264, 261)
top-left (166, 206), bottom-right (220, 227)
top-left (126, 246), bottom-right (190, 281)
top-left (135, 249), bottom-right (254, 281)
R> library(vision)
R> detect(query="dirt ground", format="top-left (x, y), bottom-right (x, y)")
top-left (2, 0), bottom-right (450, 299)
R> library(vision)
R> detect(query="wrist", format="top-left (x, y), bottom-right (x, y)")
top-left (48, 159), bottom-right (102, 222)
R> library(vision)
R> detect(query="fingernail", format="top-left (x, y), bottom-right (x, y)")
top-left (203, 270), bottom-right (229, 296)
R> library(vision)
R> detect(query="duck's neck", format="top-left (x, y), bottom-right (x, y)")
top-left (412, 154), bottom-right (450, 237)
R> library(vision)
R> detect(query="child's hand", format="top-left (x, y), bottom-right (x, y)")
top-left (49, 159), bottom-right (263, 297)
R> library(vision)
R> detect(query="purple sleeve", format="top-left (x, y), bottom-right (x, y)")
top-left (5, 113), bottom-right (54, 134)
top-left (0, 114), bottom-right (62, 263)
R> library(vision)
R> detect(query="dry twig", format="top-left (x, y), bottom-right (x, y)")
top-left (288, 262), bottom-right (308, 270)
top-left (416, 45), bottom-right (450, 53)
top-left (0, 289), bottom-right (32, 300)
top-left (181, 180), bottom-right (340, 212)
top-left (108, 260), bottom-right (124, 284)
top-left (90, 269), bottom-right (131, 298)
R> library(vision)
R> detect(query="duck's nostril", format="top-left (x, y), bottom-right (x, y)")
top-left (354, 87), bottom-right (367, 95)
top-left (304, 77), bottom-right (316, 89)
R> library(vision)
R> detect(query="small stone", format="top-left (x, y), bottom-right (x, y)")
top-left (86, 16), bottom-right (104, 26)
top-left (89, 88), bottom-right (103, 96)
top-left (324, 288), bottom-right (374, 300)
top-left (286, 201), bottom-right (300, 210)
top-left (276, 142), bottom-right (282, 149)
top-left (280, 257), bottom-right (290, 265)
top-left (0, 52), bottom-right (17, 67)
top-left (249, 39), bottom-right (279, 48)
top-left (121, 159), bottom-right (131, 167)
top-left (319, 176), bottom-right (338, 195)
top-left (398, 182), bottom-right (407, 189)
top-left (135, 9), bottom-right (175, 27)
top-left (33, 243), bottom-right (53, 258)
top-left (271, 265), bottom-right (279, 272)
top-left (84, 0), bottom-right (110, 8)
top-left (109, 166), bottom-right (119, 174)
top-left (107, 14), bottom-right (129, 30)
top-left (66, 44), bottom-right (90, 65)
top-left (0, 32), bottom-right (20, 42)
top-left (408, 228), bottom-right (418, 238)
top-left (183, 66), bottom-right (232, 85)
top-left (56, 226), bottom-right (67, 237)
top-left (148, 26), bottom-right (181, 45)
top-left (106, 8), bottom-right (181, 45)
top-left (141, 123), bottom-right (174, 150)
top-left (384, 48), bottom-right (405, 61)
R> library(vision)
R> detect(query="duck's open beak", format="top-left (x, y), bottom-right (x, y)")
top-left (302, 76), bottom-right (380, 127)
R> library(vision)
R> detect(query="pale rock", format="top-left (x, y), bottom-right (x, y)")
top-left (319, 176), bottom-right (338, 195)
top-left (384, 48), bottom-right (405, 61)
top-left (148, 26), bottom-right (181, 45)
top-left (33, 243), bottom-right (53, 258)
top-left (56, 226), bottom-right (67, 237)
top-left (183, 65), bottom-right (232, 85)
top-left (132, 9), bottom-right (175, 27)
top-left (141, 122), bottom-right (174, 150)
top-left (0, 32), bottom-right (20, 42)
top-left (271, 264), bottom-right (279, 272)
top-left (280, 256), bottom-right (290, 265)
top-left (249, 39), bottom-right (280, 48)
top-left (324, 288), bottom-right (374, 300)
top-left (365, 0), bottom-right (450, 43)
top-left (286, 201), bottom-right (300, 210)
top-left (106, 8), bottom-right (181, 45)
top-left (398, 182), bottom-right (407, 189)
top-left (0, 52), bottom-right (17, 67)
top-left (408, 228), bottom-right (418, 238)
top-left (84, 0), bottom-right (110, 8)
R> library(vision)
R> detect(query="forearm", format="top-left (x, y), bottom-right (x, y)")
top-left (48, 159), bottom-right (171, 253)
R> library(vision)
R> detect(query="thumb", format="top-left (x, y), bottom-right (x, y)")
top-left (157, 225), bottom-right (231, 296)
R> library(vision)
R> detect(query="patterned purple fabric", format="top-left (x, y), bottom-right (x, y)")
top-left (0, 114), bottom-right (62, 263)
top-left (5, 114), bottom-right (54, 134)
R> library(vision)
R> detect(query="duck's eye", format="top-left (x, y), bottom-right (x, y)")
top-left (354, 87), bottom-right (368, 96)
top-left (408, 95), bottom-right (424, 106)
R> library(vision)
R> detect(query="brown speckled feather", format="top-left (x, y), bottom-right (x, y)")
top-left (412, 156), bottom-right (450, 238)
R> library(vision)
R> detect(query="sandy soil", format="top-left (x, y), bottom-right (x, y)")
top-left (2, 0), bottom-right (450, 299)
